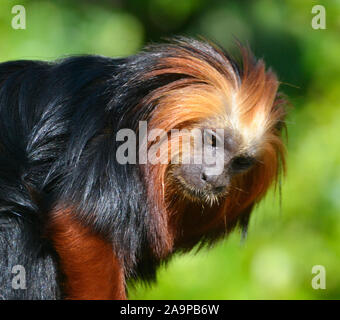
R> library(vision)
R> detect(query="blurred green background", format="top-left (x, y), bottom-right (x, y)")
top-left (1, 0), bottom-right (339, 299)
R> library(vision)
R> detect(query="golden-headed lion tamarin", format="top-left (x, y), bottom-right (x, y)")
top-left (0, 37), bottom-right (286, 299)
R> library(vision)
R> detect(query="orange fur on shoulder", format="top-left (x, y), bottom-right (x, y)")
top-left (48, 208), bottom-right (126, 300)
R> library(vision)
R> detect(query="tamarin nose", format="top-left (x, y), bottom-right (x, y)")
top-left (201, 171), bottom-right (229, 192)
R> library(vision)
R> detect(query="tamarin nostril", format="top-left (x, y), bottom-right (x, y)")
top-left (214, 186), bottom-right (225, 193)
top-left (201, 173), bottom-right (207, 182)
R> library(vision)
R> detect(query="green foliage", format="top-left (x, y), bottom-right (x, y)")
top-left (1, 0), bottom-right (339, 299)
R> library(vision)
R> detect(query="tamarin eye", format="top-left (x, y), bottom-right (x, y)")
top-left (211, 134), bottom-right (217, 148)
top-left (204, 130), bottom-right (217, 148)
top-left (231, 156), bottom-right (255, 172)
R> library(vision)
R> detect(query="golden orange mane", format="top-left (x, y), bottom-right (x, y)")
top-left (137, 38), bottom-right (286, 253)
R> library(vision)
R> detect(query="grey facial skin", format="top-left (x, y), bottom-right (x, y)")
top-left (172, 128), bottom-right (255, 200)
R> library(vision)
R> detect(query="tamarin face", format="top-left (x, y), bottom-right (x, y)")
top-left (170, 125), bottom-right (258, 204)
top-left (143, 39), bottom-right (286, 208)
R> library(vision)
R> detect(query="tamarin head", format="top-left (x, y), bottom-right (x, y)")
top-left (138, 38), bottom-right (286, 218)
top-left (110, 37), bottom-right (287, 262)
